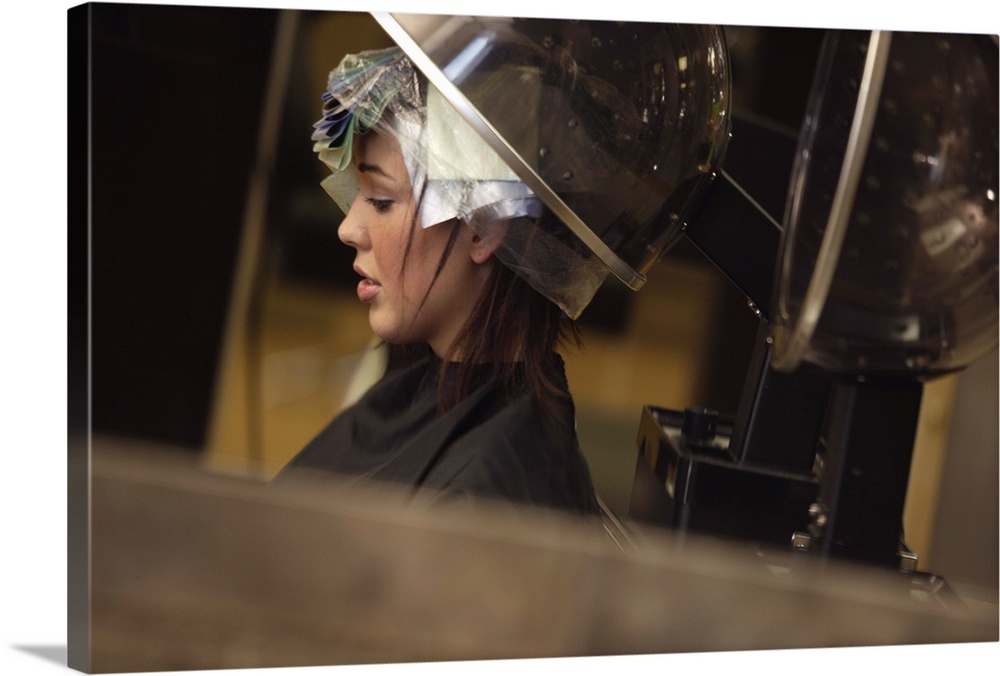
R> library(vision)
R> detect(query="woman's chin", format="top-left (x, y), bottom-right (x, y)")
top-left (367, 312), bottom-right (405, 346)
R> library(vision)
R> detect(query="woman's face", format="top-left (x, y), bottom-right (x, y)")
top-left (337, 131), bottom-right (488, 357)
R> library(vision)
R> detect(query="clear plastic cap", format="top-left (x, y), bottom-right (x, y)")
top-left (312, 46), bottom-right (607, 317)
top-left (313, 14), bottom-right (732, 318)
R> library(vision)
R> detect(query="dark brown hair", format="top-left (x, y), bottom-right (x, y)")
top-left (442, 243), bottom-right (581, 411)
top-left (402, 211), bottom-right (581, 412)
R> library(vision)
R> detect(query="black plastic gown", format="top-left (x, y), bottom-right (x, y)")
top-left (278, 346), bottom-right (599, 515)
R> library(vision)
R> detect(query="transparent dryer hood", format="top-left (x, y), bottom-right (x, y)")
top-left (772, 30), bottom-right (999, 377)
top-left (374, 13), bottom-right (732, 291)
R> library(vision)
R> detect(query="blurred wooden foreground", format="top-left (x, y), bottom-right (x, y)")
top-left (86, 435), bottom-right (996, 673)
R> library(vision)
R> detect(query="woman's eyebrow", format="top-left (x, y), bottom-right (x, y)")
top-left (357, 162), bottom-right (394, 180)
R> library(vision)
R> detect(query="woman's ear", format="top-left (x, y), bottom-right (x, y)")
top-left (465, 220), bottom-right (508, 265)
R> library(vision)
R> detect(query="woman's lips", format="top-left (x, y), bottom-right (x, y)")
top-left (356, 277), bottom-right (381, 302)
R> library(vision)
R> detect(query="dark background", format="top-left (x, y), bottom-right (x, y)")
top-left (86, 3), bottom-right (279, 445)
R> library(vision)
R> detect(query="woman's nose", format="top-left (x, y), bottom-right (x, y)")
top-left (337, 194), bottom-right (366, 248)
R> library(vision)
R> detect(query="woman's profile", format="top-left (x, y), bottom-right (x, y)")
top-left (277, 47), bottom-right (604, 514)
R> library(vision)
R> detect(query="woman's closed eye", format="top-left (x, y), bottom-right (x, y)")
top-left (365, 197), bottom-right (394, 214)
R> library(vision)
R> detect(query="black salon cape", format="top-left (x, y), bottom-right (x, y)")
top-left (278, 347), bottom-right (600, 515)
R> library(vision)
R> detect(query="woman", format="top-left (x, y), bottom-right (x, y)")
top-left (279, 48), bottom-right (603, 515)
